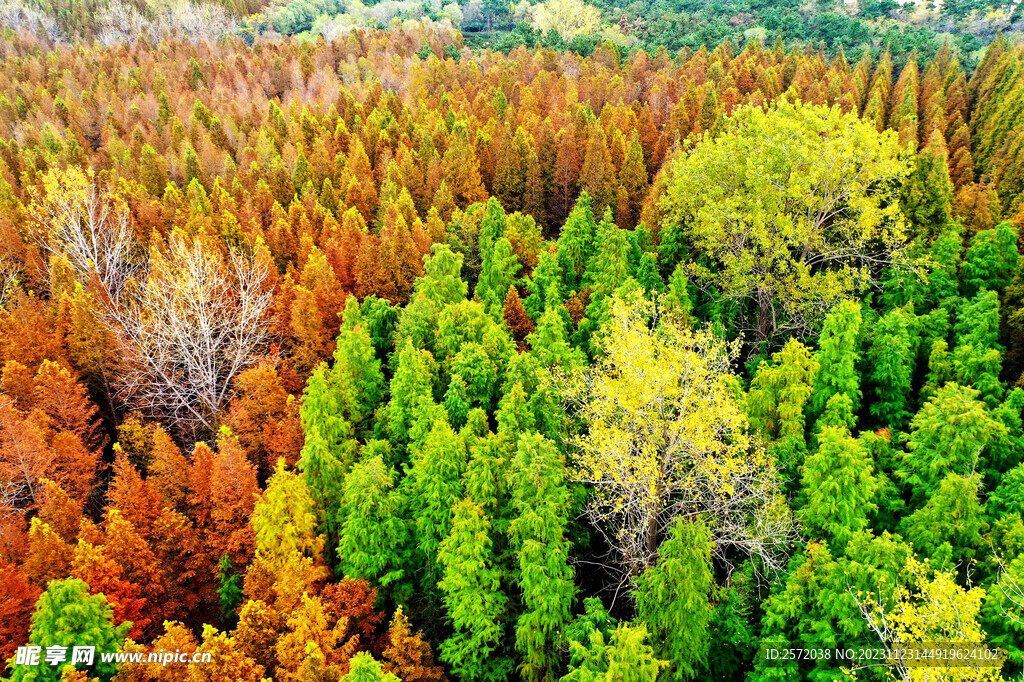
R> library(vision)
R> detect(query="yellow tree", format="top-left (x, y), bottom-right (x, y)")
top-left (852, 557), bottom-right (1002, 682)
top-left (660, 101), bottom-right (913, 343)
top-left (564, 293), bottom-right (794, 577)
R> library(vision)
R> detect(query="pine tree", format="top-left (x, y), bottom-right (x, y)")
top-left (12, 579), bottom-right (129, 682)
top-left (333, 297), bottom-right (386, 436)
top-left (747, 339), bottom-right (820, 441)
top-left (502, 286), bottom-right (535, 352)
top-left (799, 426), bottom-right (879, 551)
top-left (507, 434), bottom-right (574, 682)
top-left (633, 518), bottom-right (714, 681)
top-left (437, 499), bottom-right (511, 682)
top-left (808, 300), bottom-right (862, 421)
top-left (339, 456), bottom-right (411, 602)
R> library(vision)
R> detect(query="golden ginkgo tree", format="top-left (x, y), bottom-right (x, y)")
top-left (564, 293), bottom-right (796, 579)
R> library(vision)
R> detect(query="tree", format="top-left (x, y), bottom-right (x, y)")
top-left (188, 624), bottom-right (266, 682)
top-left (476, 238), bottom-right (521, 315)
top-left (747, 339), bottom-right (819, 442)
top-left (381, 607), bottom-right (448, 682)
top-left (566, 294), bottom-right (793, 576)
top-left (562, 621), bottom-right (667, 682)
top-left (633, 518), bottom-right (714, 681)
top-left (808, 300), bottom-right (863, 420)
top-left (961, 220), bottom-right (1019, 296)
top-left (902, 383), bottom-right (1005, 497)
top-left (508, 434), bottom-right (575, 682)
top-left (855, 556), bottom-right (999, 682)
top-left (252, 459), bottom-right (323, 566)
top-left (502, 286), bottom-right (534, 352)
top-left (556, 193), bottom-right (597, 292)
top-left (867, 305), bottom-right (917, 431)
top-left (343, 653), bottom-right (400, 682)
top-left (799, 426), bottom-right (879, 551)
top-left (338, 456), bottom-right (411, 602)
top-left (407, 418), bottom-right (467, 589)
top-left (11, 578), bottom-right (129, 682)
top-left (27, 166), bottom-right (142, 297)
top-left (105, 231), bottom-right (274, 436)
top-left (660, 101), bottom-right (912, 342)
top-left (437, 499), bottom-right (511, 682)
top-left (901, 472), bottom-right (986, 565)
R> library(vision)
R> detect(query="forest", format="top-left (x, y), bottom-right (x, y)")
top-left (1, 6), bottom-right (1024, 682)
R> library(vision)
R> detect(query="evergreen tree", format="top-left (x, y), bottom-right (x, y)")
top-left (339, 456), bottom-right (412, 603)
top-left (799, 426), bottom-right (879, 551)
top-left (808, 300), bottom-right (862, 420)
top-left (12, 579), bottom-right (129, 682)
top-left (633, 518), bottom-right (714, 681)
top-left (437, 499), bottom-right (511, 682)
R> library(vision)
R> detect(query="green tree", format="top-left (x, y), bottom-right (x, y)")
top-left (508, 434), bottom-right (575, 682)
top-left (476, 237), bottom-right (522, 315)
top-left (902, 383), bottom-right (1006, 497)
top-left (961, 221), bottom-right (1019, 297)
top-left (562, 620), bottom-right (667, 682)
top-left (333, 297), bottom-right (386, 436)
top-left (799, 426), bottom-right (879, 551)
top-left (343, 652), bottom-right (400, 682)
top-left (633, 518), bottom-right (714, 681)
top-left (557, 193), bottom-right (597, 292)
top-left (339, 455), bottom-right (412, 603)
top-left (407, 418), bottom-right (467, 589)
top-left (11, 579), bottom-right (129, 682)
top-left (437, 499), bottom-right (511, 682)
top-left (808, 300), bottom-right (862, 420)
top-left (901, 472), bottom-right (986, 565)
top-left (660, 100), bottom-right (911, 343)
top-left (867, 305), bottom-right (917, 431)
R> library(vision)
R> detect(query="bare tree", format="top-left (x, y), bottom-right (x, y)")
top-left (27, 166), bottom-right (144, 298)
top-left (105, 232), bottom-right (274, 437)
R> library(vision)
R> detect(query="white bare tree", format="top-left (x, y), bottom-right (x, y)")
top-left (104, 231), bottom-right (274, 436)
top-left (27, 167), bottom-right (144, 299)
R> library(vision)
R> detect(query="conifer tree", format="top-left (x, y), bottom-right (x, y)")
top-left (476, 237), bottom-right (522, 315)
top-left (633, 518), bottom-right (714, 681)
top-left (507, 434), bottom-right (574, 682)
top-left (557, 193), bottom-right (597, 292)
top-left (799, 426), bottom-right (879, 551)
top-left (901, 472), bottom-right (986, 565)
top-left (903, 382), bottom-right (1005, 497)
top-left (808, 300), bottom-right (862, 420)
top-left (252, 459), bottom-right (323, 566)
top-left (339, 455), bottom-right (412, 603)
top-left (408, 418), bottom-right (467, 589)
top-left (437, 499), bottom-right (511, 682)
top-left (12, 579), bottom-right (129, 682)
top-left (867, 306), bottom-right (917, 431)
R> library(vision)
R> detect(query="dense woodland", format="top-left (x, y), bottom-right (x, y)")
top-left (1, 12), bottom-right (1024, 682)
